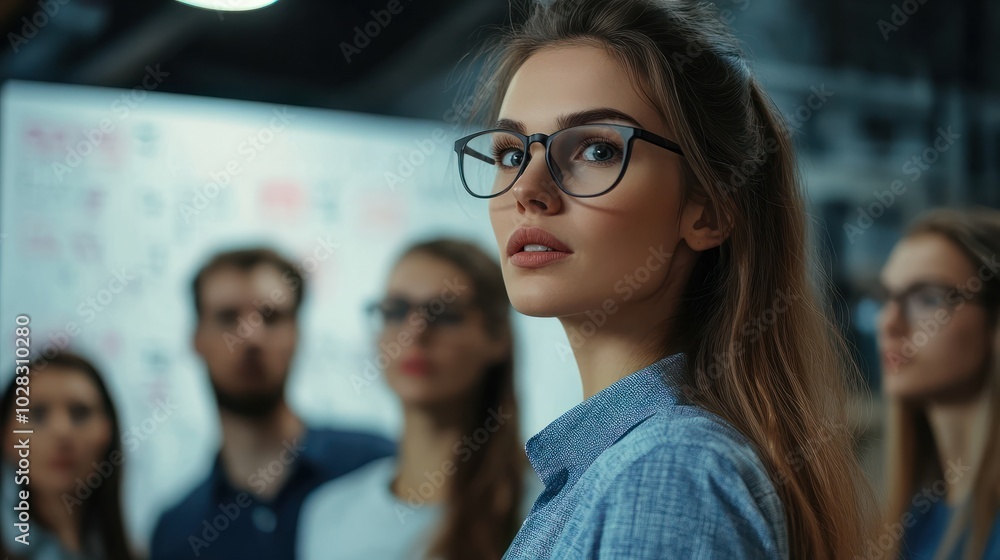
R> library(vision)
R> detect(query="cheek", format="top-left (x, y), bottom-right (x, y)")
top-left (206, 339), bottom-right (236, 365)
top-left (489, 201), bottom-right (517, 250)
top-left (572, 197), bottom-right (677, 292)
top-left (81, 419), bottom-right (113, 462)
top-left (265, 327), bottom-right (297, 357)
top-left (925, 312), bottom-right (990, 372)
top-left (891, 311), bottom-right (991, 396)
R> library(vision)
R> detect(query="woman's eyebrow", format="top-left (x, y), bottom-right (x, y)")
top-left (493, 108), bottom-right (644, 133)
top-left (494, 118), bottom-right (525, 133)
top-left (558, 108), bottom-right (643, 129)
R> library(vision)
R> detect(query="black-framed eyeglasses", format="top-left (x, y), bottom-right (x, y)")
top-left (872, 282), bottom-right (979, 324)
top-left (365, 297), bottom-right (470, 331)
top-left (454, 123), bottom-right (684, 199)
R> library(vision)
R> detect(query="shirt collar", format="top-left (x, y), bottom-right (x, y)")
top-left (209, 426), bottom-right (324, 501)
top-left (525, 352), bottom-right (687, 491)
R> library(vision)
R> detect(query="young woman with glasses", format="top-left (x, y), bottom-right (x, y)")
top-left (876, 208), bottom-right (1000, 559)
top-left (452, 0), bottom-right (874, 558)
top-left (298, 238), bottom-right (540, 560)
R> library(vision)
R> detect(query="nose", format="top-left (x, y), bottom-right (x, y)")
top-left (47, 408), bottom-right (75, 439)
top-left (241, 304), bottom-right (270, 343)
top-left (877, 299), bottom-right (908, 340)
top-left (508, 143), bottom-right (563, 215)
top-left (388, 307), bottom-right (430, 345)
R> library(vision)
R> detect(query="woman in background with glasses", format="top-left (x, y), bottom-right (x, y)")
top-left (876, 208), bottom-right (1000, 559)
top-left (1, 351), bottom-right (134, 560)
top-left (298, 238), bottom-right (540, 560)
top-left (453, 0), bottom-right (875, 558)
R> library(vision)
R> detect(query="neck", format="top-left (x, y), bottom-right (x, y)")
top-left (925, 389), bottom-right (990, 505)
top-left (562, 298), bottom-right (679, 400)
top-left (218, 399), bottom-right (304, 500)
top-left (392, 402), bottom-right (472, 505)
top-left (34, 488), bottom-right (83, 553)
top-left (561, 243), bottom-right (691, 399)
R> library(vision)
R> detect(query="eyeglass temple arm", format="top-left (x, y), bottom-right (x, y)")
top-left (633, 129), bottom-right (684, 156)
top-left (459, 144), bottom-right (496, 165)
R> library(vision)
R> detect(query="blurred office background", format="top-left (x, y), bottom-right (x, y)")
top-left (1, 0), bottom-right (998, 553)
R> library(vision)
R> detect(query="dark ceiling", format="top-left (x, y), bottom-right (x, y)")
top-left (0, 0), bottom-right (520, 119)
top-left (1, 0), bottom-right (996, 121)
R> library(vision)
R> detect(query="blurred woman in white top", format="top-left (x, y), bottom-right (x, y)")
top-left (299, 238), bottom-right (540, 560)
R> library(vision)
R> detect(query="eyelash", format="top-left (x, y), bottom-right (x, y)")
top-left (491, 140), bottom-right (522, 158)
top-left (579, 136), bottom-right (623, 151)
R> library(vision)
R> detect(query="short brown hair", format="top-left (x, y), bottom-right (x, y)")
top-left (191, 248), bottom-right (305, 319)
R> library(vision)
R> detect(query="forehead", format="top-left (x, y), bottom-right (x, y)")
top-left (30, 366), bottom-right (104, 405)
top-left (498, 44), bottom-right (664, 132)
top-left (201, 264), bottom-right (295, 310)
top-left (882, 233), bottom-right (976, 287)
top-left (387, 254), bottom-right (473, 303)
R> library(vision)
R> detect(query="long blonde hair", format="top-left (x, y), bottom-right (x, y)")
top-left (884, 208), bottom-right (1000, 560)
top-left (462, 0), bottom-right (875, 557)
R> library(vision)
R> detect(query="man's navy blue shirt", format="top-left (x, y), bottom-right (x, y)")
top-left (150, 427), bottom-right (394, 560)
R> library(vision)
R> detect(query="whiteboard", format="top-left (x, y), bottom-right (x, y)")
top-left (0, 81), bottom-right (582, 551)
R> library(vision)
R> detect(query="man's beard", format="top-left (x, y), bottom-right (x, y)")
top-left (210, 375), bottom-right (285, 418)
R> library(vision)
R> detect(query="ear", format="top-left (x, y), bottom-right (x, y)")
top-left (680, 196), bottom-right (728, 252)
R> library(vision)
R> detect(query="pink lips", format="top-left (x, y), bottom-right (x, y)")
top-left (400, 355), bottom-right (430, 377)
top-left (506, 227), bottom-right (572, 269)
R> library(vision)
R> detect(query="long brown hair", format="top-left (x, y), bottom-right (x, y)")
top-left (1, 351), bottom-right (134, 560)
top-left (884, 208), bottom-right (1000, 560)
top-left (461, 0), bottom-right (875, 557)
top-left (396, 238), bottom-right (524, 560)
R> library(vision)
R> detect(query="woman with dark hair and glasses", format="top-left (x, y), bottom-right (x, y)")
top-left (1, 351), bottom-right (134, 560)
top-left (452, 0), bottom-right (876, 558)
top-left (298, 238), bottom-right (540, 560)
top-left (875, 208), bottom-right (1000, 560)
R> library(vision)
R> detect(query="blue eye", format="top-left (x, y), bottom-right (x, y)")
top-left (499, 149), bottom-right (523, 168)
top-left (582, 142), bottom-right (618, 162)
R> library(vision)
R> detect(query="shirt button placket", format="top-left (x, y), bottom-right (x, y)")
top-left (252, 506), bottom-right (278, 534)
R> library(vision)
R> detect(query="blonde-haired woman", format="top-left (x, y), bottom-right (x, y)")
top-left (877, 208), bottom-right (1000, 559)
top-left (452, 0), bottom-right (875, 558)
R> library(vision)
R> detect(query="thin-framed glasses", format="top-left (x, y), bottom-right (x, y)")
top-left (872, 282), bottom-right (976, 324)
top-left (365, 297), bottom-right (470, 333)
top-left (454, 123), bottom-right (684, 199)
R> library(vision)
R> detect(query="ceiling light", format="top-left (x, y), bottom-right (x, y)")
top-left (174, 0), bottom-right (279, 11)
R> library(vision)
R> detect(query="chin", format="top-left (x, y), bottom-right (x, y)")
top-left (501, 266), bottom-right (566, 312)
top-left (509, 298), bottom-right (559, 318)
top-left (388, 375), bottom-right (434, 399)
top-left (36, 473), bottom-right (75, 495)
top-left (396, 389), bottom-right (460, 408)
top-left (882, 380), bottom-right (921, 401)
top-left (882, 374), bottom-right (944, 403)
top-left (390, 377), bottom-right (474, 408)
top-left (506, 281), bottom-right (579, 317)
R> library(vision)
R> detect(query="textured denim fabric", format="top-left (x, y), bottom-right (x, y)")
top-left (503, 352), bottom-right (789, 560)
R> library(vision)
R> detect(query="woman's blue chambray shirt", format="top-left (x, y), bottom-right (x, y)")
top-left (503, 352), bottom-right (789, 559)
